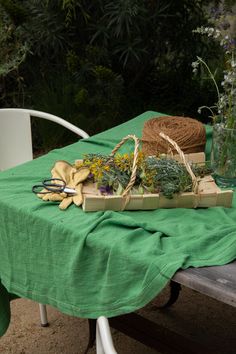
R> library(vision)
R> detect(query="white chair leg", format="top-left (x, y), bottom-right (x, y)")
top-left (39, 304), bottom-right (49, 327)
top-left (96, 316), bottom-right (117, 354)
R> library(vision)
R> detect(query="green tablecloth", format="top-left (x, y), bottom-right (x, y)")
top-left (0, 111), bottom-right (236, 336)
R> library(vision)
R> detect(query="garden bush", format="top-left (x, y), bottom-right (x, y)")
top-left (0, 0), bottom-right (233, 151)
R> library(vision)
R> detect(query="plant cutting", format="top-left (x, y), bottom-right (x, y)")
top-left (192, 4), bottom-right (236, 187)
top-left (77, 152), bottom-right (207, 199)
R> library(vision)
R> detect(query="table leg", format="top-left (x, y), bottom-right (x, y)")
top-left (84, 319), bottom-right (96, 354)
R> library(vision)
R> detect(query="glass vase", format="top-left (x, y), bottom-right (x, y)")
top-left (211, 123), bottom-right (236, 187)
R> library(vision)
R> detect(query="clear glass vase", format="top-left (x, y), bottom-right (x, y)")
top-left (211, 123), bottom-right (236, 187)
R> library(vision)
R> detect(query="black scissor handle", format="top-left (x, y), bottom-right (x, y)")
top-left (32, 178), bottom-right (66, 194)
top-left (42, 178), bottom-right (66, 192)
top-left (32, 184), bottom-right (49, 194)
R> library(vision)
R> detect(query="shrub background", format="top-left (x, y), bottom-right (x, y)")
top-left (0, 0), bottom-right (234, 152)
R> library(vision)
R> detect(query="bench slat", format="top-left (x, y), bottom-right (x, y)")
top-left (173, 261), bottom-right (236, 307)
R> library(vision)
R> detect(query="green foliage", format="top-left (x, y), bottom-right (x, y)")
top-left (212, 0), bottom-right (236, 10)
top-left (0, 0), bottom-right (28, 26)
top-left (62, 0), bottom-right (77, 24)
top-left (62, 0), bottom-right (90, 25)
top-left (0, 24), bottom-right (28, 77)
top-left (25, 1), bottom-right (67, 58)
top-left (29, 72), bottom-right (88, 152)
top-left (0, 0), bottom-right (228, 150)
top-left (0, 3), bottom-right (29, 106)
top-left (143, 157), bottom-right (192, 198)
top-left (73, 55), bottom-right (124, 133)
top-left (87, 0), bottom-right (219, 119)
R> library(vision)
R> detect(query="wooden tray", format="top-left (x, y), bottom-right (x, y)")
top-left (78, 135), bottom-right (233, 212)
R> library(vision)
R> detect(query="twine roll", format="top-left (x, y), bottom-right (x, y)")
top-left (142, 116), bottom-right (206, 156)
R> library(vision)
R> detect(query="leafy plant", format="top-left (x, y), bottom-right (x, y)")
top-left (0, 0), bottom-right (229, 151)
top-left (62, 0), bottom-right (90, 25)
top-left (29, 72), bottom-right (87, 152)
top-left (0, 2), bottom-right (29, 106)
top-left (73, 59), bottom-right (124, 133)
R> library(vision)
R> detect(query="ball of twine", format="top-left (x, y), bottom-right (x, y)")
top-left (142, 116), bottom-right (206, 155)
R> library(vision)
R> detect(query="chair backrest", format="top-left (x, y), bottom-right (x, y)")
top-left (0, 108), bottom-right (89, 171)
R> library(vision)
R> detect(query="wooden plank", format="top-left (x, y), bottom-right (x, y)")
top-left (82, 195), bottom-right (106, 211)
top-left (216, 191), bottom-right (234, 207)
top-left (109, 312), bottom-right (215, 354)
top-left (104, 195), bottom-right (123, 211)
top-left (173, 152), bottom-right (205, 164)
top-left (143, 194), bottom-right (160, 209)
top-left (173, 261), bottom-right (236, 307)
top-left (82, 182), bottom-right (233, 211)
top-left (109, 262), bottom-right (236, 354)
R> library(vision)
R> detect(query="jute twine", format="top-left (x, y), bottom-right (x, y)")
top-left (142, 116), bottom-right (206, 156)
top-left (159, 132), bottom-right (198, 194)
top-left (110, 134), bottom-right (140, 198)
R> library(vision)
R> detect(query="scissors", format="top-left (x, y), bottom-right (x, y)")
top-left (32, 178), bottom-right (77, 195)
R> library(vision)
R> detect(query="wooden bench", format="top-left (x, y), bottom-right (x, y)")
top-left (86, 261), bottom-right (236, 354)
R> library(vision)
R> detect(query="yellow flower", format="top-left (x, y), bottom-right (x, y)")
top-left (96, 159), bottom-right (103, 166)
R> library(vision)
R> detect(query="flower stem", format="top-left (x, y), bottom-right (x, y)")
top-left (197, 56), bottom-right (220, 101)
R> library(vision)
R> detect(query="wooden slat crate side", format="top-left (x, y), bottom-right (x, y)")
top-left (216, 191), bottom-right (233, 207)
top-left (173, 152), bottom-right (205, 164)
top-left (82, 179), bottom-right (233, 211)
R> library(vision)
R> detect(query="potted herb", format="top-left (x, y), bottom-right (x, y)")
top-left (192, 4), bottom-right (236, 187)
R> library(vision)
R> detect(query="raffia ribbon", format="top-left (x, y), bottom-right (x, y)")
top-left (110, 135), bottom-right (140, 200)
top-left (159, 132), bottom-right (198, 194)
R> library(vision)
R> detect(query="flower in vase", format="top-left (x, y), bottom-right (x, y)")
top-left (192, 5), bottom-right (236, 129)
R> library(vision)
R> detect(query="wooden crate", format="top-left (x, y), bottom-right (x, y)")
top-left (79, 152), bottom-right (233, 212)
top-left (82, 176), bottom-right (233, 211)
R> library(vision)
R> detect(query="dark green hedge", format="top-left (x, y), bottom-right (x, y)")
top-left (0, 0), bottom-right (227, 151)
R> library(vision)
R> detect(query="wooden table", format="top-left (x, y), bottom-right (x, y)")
top-left (108, 263), bottom-right (236, 354)
top-left (173, 260), bottom-right (236, 308)
top-left (1, 110), bottom-right (235, 352)
top-left (87, 261), bottom-right (236, 354)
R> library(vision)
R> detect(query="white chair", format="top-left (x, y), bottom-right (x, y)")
top-left (0, 108), bottom-right (89, 326)
top-left (96, 317), bottom-right (117, 354)
top-left (0, 108), bottom-right (118, 353)
top-left (0, 108), bottom-right (89, 171)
